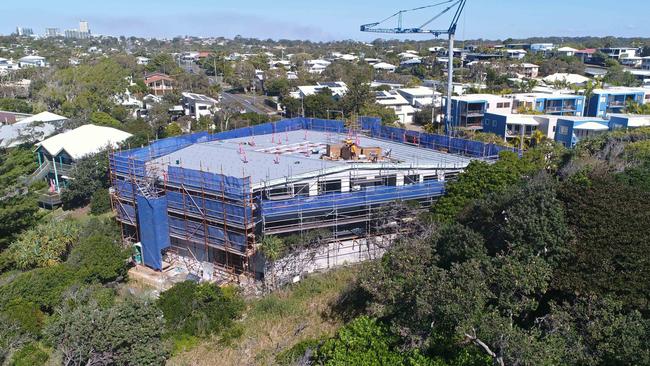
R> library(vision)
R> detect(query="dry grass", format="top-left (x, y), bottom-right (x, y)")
top-left (167, 267), bottom-right (359, 366)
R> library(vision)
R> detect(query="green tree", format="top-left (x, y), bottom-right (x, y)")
top-left (46, 288), bottom-right (168, 366)
top-left (0, 195), bottom-right (41, 250)
top-left (164, 122), bottom-right (182, 137)
top-left (60, 150), bottom-right (110, 210)
top-left (90, 188), bottom-right (111, 215)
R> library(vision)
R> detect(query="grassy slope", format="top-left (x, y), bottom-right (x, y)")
top-left (168, 267), bottom-right (359, 366)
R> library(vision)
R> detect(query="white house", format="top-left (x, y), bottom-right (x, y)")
top-left (397, 87), bottom-right (441, 108)
top-left (136, 56), bottom-right (150, 65)
top-left (375, 90), bottom-right (416, 124)
top-left (306, 59), bottom-right (331, 74)
top-left (0, 111), bottom-right (68, 148)
top-left (543, 73), bottom-right (590, 86)
top-left (506, 49), bottom-right (527, 60)
top-left (295, 82), bottom-right (348, 99)
top-left (181, 92), bottom-right (219, 119)
top-left (18, 55), bottom-right (47, 67)
top-left (372, 62), bottom-right (397, 73)
top-left (556, 47), bottom-right (578, 57)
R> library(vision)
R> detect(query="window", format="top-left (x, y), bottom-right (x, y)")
top-left (318, 180), bottom-right (342, 194)
top-left (559, 126), bottom-right (569, 135)
top-left (404, 174), bottom-right (419, 185)
top-left (492, 120), bottom-right (497, 127)
top-left (380, 175), bottom-right (397, 186)
top-left (293, 183), bottom-right (309, 197)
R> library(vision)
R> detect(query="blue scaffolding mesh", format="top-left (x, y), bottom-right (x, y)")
top-left (261, 181), bottom-right (445, 218)
top-left (136, 195), bottom-right (171, 270)
top-left (360, 118), bottom-right (518, 158)
top-left (168, 217), bottom-right (248, 253)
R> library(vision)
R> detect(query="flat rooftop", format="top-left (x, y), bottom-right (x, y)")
top-left (150, 129), bottom-right (473, 188)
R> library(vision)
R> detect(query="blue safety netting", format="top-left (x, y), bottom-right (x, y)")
top-left (110, 117), bottom-right (517, 173)
top-left (261, 181), bottom-right (445, 218)
top-left (362, 120), bottom-right (518, 158)
top-left (167, 166), bottom-right (251, 201)
top-left (166, 191), bottom-right (252, 225)
top-left (115, 200), bottom-right (136, 225)
top-left (168, 217), bottom-right (248, 253)
top-left (136, 195), bottom-right (171, 270)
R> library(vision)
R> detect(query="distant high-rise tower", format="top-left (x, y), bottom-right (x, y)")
top-left (15, 27), bottom-right (34, 36)
top-left (45, 28), bottom-right (60, 37)
top-left (79, 21), bottom-right (89, 34)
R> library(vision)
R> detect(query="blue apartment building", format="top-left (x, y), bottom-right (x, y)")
top-left (554, 117), bottom-right (609, 147)
top-left (447, 94), bottom-right (513, 130)
top-left (608, 114), bottom-right (650, 130)
top-left (512, 93), bottom-right (585, 116)
top-left (586, 88), bottom-right (646, 117)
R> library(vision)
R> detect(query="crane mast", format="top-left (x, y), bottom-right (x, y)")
top-left (360, 0), bottom-right (467, 135)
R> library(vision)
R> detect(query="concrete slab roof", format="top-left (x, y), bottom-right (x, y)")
top-left (151, 129), bottom-right (473, 188)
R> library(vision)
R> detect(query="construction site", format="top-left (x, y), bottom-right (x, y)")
top-left (109, 117), bottom-right (514, 284)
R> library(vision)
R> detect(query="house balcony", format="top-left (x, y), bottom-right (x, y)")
top-left (607, 100), bottom-right (626, 107)
top-left (461, 109), bottom-right (485, 117)
top-left (545, 104), bottom-right (576, 113)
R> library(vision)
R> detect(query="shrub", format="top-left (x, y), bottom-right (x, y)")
top-left (67, 234), bottom-right (129, 283)
top-left (90, 189), bottom-right (111, 215)
top-left (7, 220), bottom-right (80, 270)
top-left (157, 281), bottom-right (244, 338)
top-left (8, 343), bottom-right (49, 366)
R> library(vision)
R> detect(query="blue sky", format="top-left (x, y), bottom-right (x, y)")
top-left (4, 0), bottom-right (650, 41)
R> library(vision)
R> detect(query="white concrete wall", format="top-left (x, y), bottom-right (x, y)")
top-left (265, 235), bottom-right (396, 288)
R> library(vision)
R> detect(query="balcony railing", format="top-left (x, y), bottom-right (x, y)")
top-left (607, 100), bottom-right (626, 107)
top-left (461, 109), bottom-right (485, 117)
top-left (545, 104), bottom-right (576, 112)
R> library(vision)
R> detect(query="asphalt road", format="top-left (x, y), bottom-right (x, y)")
top-left (221, 92), bottom-right (276, 115)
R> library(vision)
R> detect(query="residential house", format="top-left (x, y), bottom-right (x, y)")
top-left (306, 59), bottom-right (330, 74)
top-left (483, 112), bottom-right (544, 141)
top-left (599, 47), bottom-right (638, 60)
top-left (620, 57), bottom-right (643, 68)
top-left (530, 43), bottom-right (555, 53)
top-left (136, 56), bottom-right (150, 65)
top-left (371, 80), bottom-right (404, 90)
top-left (0, 58), bottom-right (20, 74)
top-left (397, 87), bottom-right (441, 108)
top-left (294, 82), bottom-right (348, 99)
top-left (543, 73), bottom-right (590, 86)
top-left (642, 57), bottom-right (650, 70)
top-left (510, 93), bottom-right (585, 116)
top-left (35, 124), bottom-right (132, 192)
top-left (556, 47), bottom-right (578, 57)
top-left (375, 90), bottom-right (416, 124)
top-left (446, 94), bottom-right (513, 129)
top-left (506, 49), bottom-right (527, 60)
top-left (585, 88), bottom-right (647, 117)
top-left (554, 117), bottom-right (609, 147)
top-left (145, 72), bottom-right (174, 96)
top-left (182, 92), bottom-right (218, 119)
top-left (373, 62), bottom-right (397, 73)
top-left (18, 55), bottom-right (47, 67)
top-left (608, 114), bottom-right (650, 130)
top-left (574, 48), bottom-right (597, 63)
top-left (509, 63), bottom-right (539, 78)
top-left (0, 111), bottom-right (67, 148)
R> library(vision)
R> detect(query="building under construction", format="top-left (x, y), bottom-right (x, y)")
top-left (109, 117), bottom-right (514, 280)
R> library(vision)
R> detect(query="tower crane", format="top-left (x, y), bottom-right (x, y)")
top-left (360, 0), bottom-right (467, 134)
